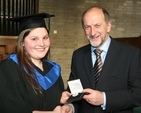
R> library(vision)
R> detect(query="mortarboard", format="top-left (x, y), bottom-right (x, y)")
top-left (6, 13), bottom-right (55, 34)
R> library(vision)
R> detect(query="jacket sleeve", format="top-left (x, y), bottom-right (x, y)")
top-left (105, 48), bottom-right (141, 112)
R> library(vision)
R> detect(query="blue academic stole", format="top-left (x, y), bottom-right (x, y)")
top-left (7, 54), bottom-right (61, 90)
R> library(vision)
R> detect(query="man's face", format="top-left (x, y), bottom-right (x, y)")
top-left (83, 8), bottom-right (112, 48)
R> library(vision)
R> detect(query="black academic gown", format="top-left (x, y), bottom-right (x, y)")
top-left (0, 57), bottom-right (64, 113)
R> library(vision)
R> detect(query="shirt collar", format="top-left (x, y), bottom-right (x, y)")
top-left (91, 36), bottom-right (111, 53)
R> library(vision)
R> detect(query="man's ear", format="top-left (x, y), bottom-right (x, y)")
top-left (107, 21), bottom-right (112, 33)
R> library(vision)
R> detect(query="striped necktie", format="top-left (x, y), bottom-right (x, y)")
top-left (93, 49), bottom-right (103, 85)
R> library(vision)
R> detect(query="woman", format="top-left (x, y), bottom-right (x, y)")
top-left (0, 13), bottom-right (65, 113)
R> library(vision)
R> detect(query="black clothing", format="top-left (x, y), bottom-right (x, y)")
top-left (68, 38), bottom-right (141, 113)
top-left (0, 58), bottom-right (64, 113)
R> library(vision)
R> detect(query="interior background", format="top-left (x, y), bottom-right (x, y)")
top-left (38, 0), bottom-right (141, 87)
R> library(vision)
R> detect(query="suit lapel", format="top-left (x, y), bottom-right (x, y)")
top-left (96, 39), bottom-right (120, 89)
top-left (83, 44), bottom-right (96, 89)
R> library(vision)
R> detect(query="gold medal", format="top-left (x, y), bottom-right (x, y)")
top-left (72, 93), bottom-right (78, 97)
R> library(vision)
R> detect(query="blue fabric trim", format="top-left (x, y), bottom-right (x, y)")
top-left (7, 54), bottom-right (61, 90)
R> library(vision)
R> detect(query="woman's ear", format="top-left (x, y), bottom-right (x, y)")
top-left (22, 42), bottom-right (24, 47)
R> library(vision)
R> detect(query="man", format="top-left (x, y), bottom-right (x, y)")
top-left (62, 6), bottom-right (141, 113)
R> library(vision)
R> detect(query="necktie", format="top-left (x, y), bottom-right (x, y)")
top-left (93, 49), bottom-right (103, 85)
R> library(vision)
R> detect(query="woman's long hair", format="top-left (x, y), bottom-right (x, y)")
top-left (16, 28), bottom-right (49, 94)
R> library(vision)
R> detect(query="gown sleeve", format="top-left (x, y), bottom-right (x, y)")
top-left (0, 59), bottom-right (34, 113)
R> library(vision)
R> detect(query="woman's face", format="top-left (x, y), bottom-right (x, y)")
top-left (23, 28), bottom-right (50, 61)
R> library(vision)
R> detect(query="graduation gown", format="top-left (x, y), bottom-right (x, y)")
top-left (0, 55), bottom-right (64, 113)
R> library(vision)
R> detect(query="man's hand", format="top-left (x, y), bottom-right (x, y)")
top-left (61, 104), bottom-right (73, 113)
top-left (53, 106), bottom-right (61, 113)
top-left (82, 88), bottom-right (104, 105)
top-left (32, 105), bottom-right (61, 113)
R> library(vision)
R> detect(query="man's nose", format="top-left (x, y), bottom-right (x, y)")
top-left (91, 26), bottom-right (96, 35)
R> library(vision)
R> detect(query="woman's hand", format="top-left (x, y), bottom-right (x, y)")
top-left (60, 91), bottom-right (71, 104)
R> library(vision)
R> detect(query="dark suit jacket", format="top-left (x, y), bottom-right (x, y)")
top-left (68, 37), bottom-right (141, 113)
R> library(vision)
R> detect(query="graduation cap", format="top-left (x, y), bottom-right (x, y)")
top-left (6, 13), bottom-right (55, 34)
